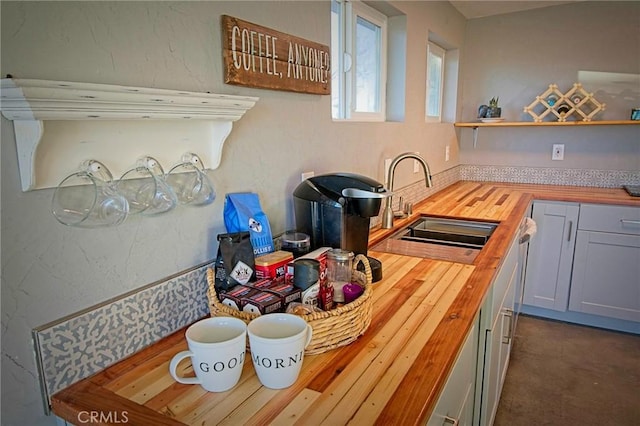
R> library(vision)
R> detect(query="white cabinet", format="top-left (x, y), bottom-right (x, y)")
top-left (429, 227), bottom-right (523, 426)
top-left (522, 201), bottom-right (640, 333)
top-left (428, 318), bottom-right (478, 426)
top-left (496, 271), bottom-right (517, 393)
top-left (523, 201), bottom-right (579, 311)
top-left (569, 204), bottom-right (640, 322)
top-left (476, 235), bottom-right (519, 426)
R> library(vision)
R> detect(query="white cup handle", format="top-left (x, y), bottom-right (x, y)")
top-left (169, 350), bottom-right (201, 385)
top-left (304, 324), bottom-right (313, 348)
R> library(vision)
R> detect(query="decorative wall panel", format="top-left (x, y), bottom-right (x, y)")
top-left (32, 262), bottom-right (212, 413)
top-left (460, 165), bottom-right (639, 187)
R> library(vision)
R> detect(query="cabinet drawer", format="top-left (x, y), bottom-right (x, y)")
top-left (486, 237), bottom-right (518, 328)
top-left (578, 204), bottom-right (640, 235)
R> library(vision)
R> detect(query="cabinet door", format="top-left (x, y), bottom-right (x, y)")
top-left (476, 237), bottom-right (519, 426)
top-left (484, 256), bottom-right (517, 426)
top-left (523, 201), bottom-right (579, 311)
top-left (569, 230), bottom-right (640, 322)
top-left (497, 267), bottom-right (517, 395)
top-left (427, 320), bottom-right (478, 426)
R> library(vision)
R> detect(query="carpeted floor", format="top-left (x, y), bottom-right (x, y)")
top-left (494, 315), bottom-right (640, 426)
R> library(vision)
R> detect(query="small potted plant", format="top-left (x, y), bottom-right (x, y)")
top-left (487, 97), bottom-right (501, 118)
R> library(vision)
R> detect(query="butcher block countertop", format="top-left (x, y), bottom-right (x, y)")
top-left (51, 182), bottom-right (639, 426)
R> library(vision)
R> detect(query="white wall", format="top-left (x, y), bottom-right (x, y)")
top-left (0, 2), bottom-right (466, 425)
top-left (459, 1), bottom-right (640, 170)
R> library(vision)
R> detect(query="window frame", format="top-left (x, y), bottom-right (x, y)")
top-left (425, 41), bottom-right (445, 123)
top-left (332, 0), bottom-right (388, 122)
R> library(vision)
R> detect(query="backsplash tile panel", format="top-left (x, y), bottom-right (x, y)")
top-left (33, 262), bottom-right (212, 413)
top-left (460, 165), bottom-right (640, 187)
top-left (371, 166), bottom-right (460, 227)
top-left (370, 164), bottom-right (636, 228)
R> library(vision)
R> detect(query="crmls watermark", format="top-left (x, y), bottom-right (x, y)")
top-left (77, 411), bottom-right (129, 423)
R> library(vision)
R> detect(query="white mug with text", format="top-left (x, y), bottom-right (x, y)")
top-left (169, 317), bottom-right (247, 392)
top-left (247, 313), bottom-right (313, 389)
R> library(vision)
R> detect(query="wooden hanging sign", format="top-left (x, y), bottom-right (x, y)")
top-left (221, 15), bottom-right (330, 95)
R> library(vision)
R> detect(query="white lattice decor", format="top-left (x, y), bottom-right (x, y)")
top-left (524, 83), bottom-right (605, 122)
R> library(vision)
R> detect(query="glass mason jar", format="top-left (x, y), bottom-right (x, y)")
top-left (327, 249), bottom-right (354, 303)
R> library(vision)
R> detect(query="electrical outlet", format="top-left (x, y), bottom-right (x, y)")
top-left (552, 144), bottom-right (564, 161)
top-left (445, 145), bottom-right (450, 161)
top-left (301, 171), bottom-right (314, 181)
top-left (413, 152), bottom-right (420, 173)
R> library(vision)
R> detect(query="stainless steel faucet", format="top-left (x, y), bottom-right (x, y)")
top-left (382, 152), bottom-right (432, 229)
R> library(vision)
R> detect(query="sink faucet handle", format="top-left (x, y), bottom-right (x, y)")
top-left (405, 202), bottom-right (413, 215)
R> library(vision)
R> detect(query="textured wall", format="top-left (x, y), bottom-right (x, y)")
top-left (5, 2), bottom-right (636, 424)
top-left (0, 2), bottom-right (466, 425)
top-left (459, 1), bottom-right (640, 170)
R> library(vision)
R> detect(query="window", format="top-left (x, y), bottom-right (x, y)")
top-left (332, 0), bottom-right (387, 121)
top-left (426, 41), bottom-right (445, 122)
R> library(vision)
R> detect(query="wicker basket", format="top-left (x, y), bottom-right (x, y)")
top-left (206, 254), bottom-right (373, 355)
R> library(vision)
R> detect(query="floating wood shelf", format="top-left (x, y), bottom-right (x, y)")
top-left (0, 79), bottom-right (258, 191)
top-left (454, 120), bottom-right (639, 128)
top-left (454, 120), bottom-right (639, 148)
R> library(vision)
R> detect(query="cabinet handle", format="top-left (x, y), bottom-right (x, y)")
top-left (620, 219), bottom-right (640, 227)
top-left (444, 416), bottom-right (460, 426)
top-left (501, 309), bottom-right (514, 345)
top-left (567, 220), bottom-right (573, 242)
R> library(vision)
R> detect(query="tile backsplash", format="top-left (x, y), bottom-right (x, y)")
top-left (32, 261), bottom-right (212, 413)
top-left (459, 165), bottom-right (640, 187)
top-left (371, 164), bottom-right (638, 227)
top-left (371, 165), bottom-right (461, 227)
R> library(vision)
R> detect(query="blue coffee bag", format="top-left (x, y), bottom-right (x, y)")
top-left (224, 193), bottom-right (275, 256)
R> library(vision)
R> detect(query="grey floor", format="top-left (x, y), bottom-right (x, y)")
top-left (494, 315), bottom-right (640, 426)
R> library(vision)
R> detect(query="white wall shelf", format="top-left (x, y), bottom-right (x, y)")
top-left (0, 79), bottom-right (258, 191)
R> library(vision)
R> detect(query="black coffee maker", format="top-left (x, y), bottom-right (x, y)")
top-left (293, 173), bottom-right (388, 281)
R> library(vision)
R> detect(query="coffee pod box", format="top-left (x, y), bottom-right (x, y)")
top-left (285, 247), bottom-right (333, 310)
top-left (242, 291), bottom-right (283, 315)
top-left (220, 285), bottom-right (259, 310)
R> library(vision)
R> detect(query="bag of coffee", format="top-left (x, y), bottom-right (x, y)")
top-left (214, 232), bottom-right (256, 293)
top-left (223, 193), bottom-right (275, 256)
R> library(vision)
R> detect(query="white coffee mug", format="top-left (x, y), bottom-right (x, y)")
top-left (169, 317), bottom-right (247, 392)
top-left (247, 313), bottom-right (313, 389)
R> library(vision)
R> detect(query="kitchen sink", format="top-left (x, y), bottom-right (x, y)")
top-left (399, 217), bottom-right (497, 249)
top-left (371, 216), bottom-right (499, 264)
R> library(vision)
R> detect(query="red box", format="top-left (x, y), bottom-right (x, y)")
top-left (286, 247), bottom-right (333, 310)
top-left (241, 291), bottom-right (283, 315)
top-left (255, 250), bottom-right (294, 280)
top-left (267, 282), bottom-right (302, 306)
top-left (219, 285), bottom-right (259, 310)
top-left (247, 278), bottom-right (275, 290)
top-left (245, 277), bottom-right (302, 308)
